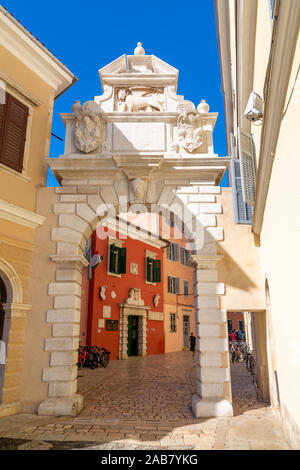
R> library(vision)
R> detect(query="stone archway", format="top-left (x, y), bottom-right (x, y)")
top-left (38, 179), bottom-right (233, 419)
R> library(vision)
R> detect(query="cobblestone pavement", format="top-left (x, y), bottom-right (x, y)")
top-left (0, 352), bottom-right (291, 450)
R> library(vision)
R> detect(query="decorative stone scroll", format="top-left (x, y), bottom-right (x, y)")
top-left (177, 101), bottom-right (204, 153)
top-left (72, 100), bottom-right (104, 153)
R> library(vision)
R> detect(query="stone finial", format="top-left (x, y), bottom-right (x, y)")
top-left (71, 100), bottom-right (82, 114)
top-left (197, 100), bottom-right (210, 113)
top-left (134, 42), bottom-right (145, 55)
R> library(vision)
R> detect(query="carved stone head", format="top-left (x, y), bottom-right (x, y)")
top-left (129, 177), bottom-right (146, 203)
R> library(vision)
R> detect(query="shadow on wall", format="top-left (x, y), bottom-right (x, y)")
top-left (216, 188), bottom-right (266, 311)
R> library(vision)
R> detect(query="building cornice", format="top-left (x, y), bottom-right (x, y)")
top-left (0, 6), bottom-right (77, 99)
top-left (0, 199), bottom-right (46, 229)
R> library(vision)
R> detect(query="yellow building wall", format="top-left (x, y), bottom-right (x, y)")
top-left (162, 223), bottom-right (195, 353)
top-left (0, 44), bottom-right (56, 416)
top-left (0, 44), bottom-right (54, 211)
top-left (258, 36), bottom-right (300, 449)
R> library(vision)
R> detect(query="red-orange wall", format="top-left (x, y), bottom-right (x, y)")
top-left (85, 227), bottom-right (165, 360)
top-left (227, 312), bottom-right (245, 331)
top-left (80, 267), bottom-right (89, 346)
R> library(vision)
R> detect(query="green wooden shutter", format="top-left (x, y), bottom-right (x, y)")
top-left (146, 257), bottom-right (151, 282)
top-left (154, 260), bottom-right (161, 282)
top-left (119, 247), bottom-right (126, 274)
top-left (175, 277), bottom-right (180, 294)
top-left (109, 244), bottom-right (116, 273)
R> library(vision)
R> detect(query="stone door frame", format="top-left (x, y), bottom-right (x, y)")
top-left (119, 303), bottom-right (149, 360)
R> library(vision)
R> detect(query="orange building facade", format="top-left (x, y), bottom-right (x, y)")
top-left (161, 218), bottom-right (195, 353)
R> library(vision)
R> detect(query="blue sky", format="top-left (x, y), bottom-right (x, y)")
top-left (2, 0), bottom-right (228, 186)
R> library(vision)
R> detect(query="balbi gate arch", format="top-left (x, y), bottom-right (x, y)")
top-left (39, 44), bottom-right (232, 418)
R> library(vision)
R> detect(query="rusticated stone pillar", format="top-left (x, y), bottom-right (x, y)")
top-left (191, 254), bottom-right (232, 417)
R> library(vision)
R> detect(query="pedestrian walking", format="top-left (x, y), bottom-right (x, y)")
top-left (238, 329), bottom-right (243, 341)
top-left (189, 332), bottom-right (196, 357)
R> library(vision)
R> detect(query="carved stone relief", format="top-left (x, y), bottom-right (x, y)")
top-left (177, 101), bottom-right (204, 153)
top-left (115, 87), bottom-right (165, 112)
top-left (129, 177), bottom-right (147, 203)
top-left (72, 100), bottom-right (104, 153)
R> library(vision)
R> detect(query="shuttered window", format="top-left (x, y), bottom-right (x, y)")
top-left (146, 257), bottom-right (161, 283)
top-left (237, 128), bottom-right (256, 206)
top-left (170, 313), bottom-right (176, 332)
top-left (0, 90), bottom-right (29, 173)
top-left (183, 280), bottom-right (189, 296)
top-left (168, 276), bottom-right (180, 294)
top-left (180, 247), bottom-right (190, 266)
top-left (167, 243), bottom-right (179, 261)
top-left (109, 244), bottom-right (126, 274)
top-left (231, 159), bottom-right (253, 224)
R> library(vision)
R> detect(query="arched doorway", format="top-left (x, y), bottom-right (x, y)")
top-left (0, 276), bottom-right (7, 405)
top-left (0, 277), bottom-right (7, 340)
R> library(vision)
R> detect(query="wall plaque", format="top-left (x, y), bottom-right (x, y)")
top-left (106, 320), bottom-right (118, 331)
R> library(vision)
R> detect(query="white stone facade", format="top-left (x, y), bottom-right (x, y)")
top-left (40, 44), bottom-right (231, 417)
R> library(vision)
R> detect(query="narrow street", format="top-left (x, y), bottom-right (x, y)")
top-left (0, 351), bottom-right (290, 450)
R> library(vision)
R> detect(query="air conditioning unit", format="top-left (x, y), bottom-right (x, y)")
top-left (244, 92), bottom-right (263, 121)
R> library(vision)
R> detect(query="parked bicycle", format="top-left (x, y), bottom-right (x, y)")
top-left (77, 344), bottom-right (111, 369)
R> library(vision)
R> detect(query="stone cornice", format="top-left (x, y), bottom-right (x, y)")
top-left (50, 255), bottom-right (89, 268)
top-left (48, 156), bottom-right (230, 185)
top-left (0, 199), bottom-right (46, 229)
top-left (0, 6), bottom-right (77, 98)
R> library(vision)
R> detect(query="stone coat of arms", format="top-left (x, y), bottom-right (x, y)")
top-left (177, 101), bottom-right (204, 153)
top-left (72, 100), bottom-right (104, 153)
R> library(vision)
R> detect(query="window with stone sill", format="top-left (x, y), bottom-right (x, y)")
top-left (167, 243), bottom-right (179, 261)
top-left (180, 247), bottom-right (190, 266)
top-left (168, 276), bottom-right (180, 294)
top-left (108, 243), bottom-right (126, 275)
top-left (183, 279), bottom-right (189, 296)
top-left (146, 257), bottom-right (161, 283)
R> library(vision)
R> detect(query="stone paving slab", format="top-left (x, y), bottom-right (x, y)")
top-left (0, 352), bottom-right (291, 450)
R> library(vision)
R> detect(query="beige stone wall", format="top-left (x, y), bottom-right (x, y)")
top-left (216, 188), bottom-right (265, 311)
top-left (0, 42), bottom-right (58, 416)
top-left (20, 188), bottom-right (59, 413)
